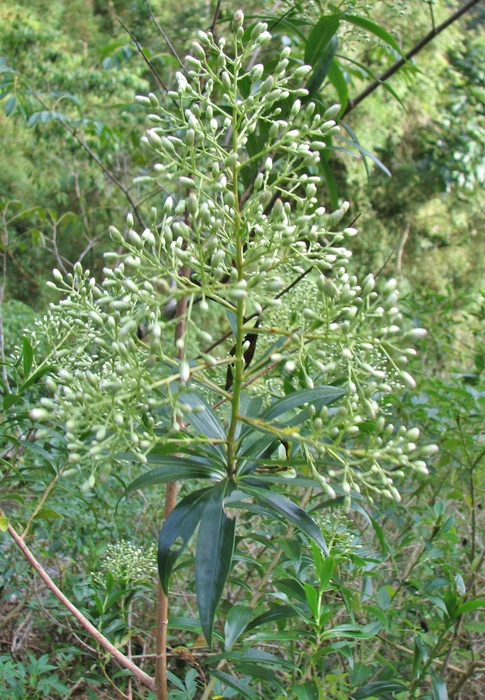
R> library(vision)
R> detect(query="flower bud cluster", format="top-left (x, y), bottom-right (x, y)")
top-left (31, 18), bottom-right (433, 503)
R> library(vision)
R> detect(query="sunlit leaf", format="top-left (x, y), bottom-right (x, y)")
top-left (343, 14), bottom-right (406, 59)
top-left (304, 15), bottom-right (340, 67)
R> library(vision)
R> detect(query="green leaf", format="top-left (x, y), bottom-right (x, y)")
top-left (124, 457), bottom-right (222, 496)
top-left (3, 394), bottom-right (20, 411)
top-left (246, 604), bottom-right (299, 631)
top-left (304, 15), bottom-right (340, 67)
top-left (224, 604), bottom-right (252, 650)
top-left (455, 599), bottom-right (485, 617)
top-left (320, 156), bottom-right (339, 208)
top-left (337, 54), bottom-right (404, 107)
top-left (294, 681), bottom-right (319, 700)
top-left (179, 392), bottom-right (226, 458)
top-left (305, 35), bottom-right (339, 99)
top-left (0, 515), bottom-right (9, 532)
top-left (212, 670), bottom-right (258, 700)
top-left (262, 386), bottom-right (345, 422)
top-left (195, 479), bottom-right (236, 646)
top-left (18, 365), bottom-right (56, 394)
top-left (336, 131), bottom-right (391, 177)
top-left (4, 94), bottom-right (16, 116)
top-left (327, 59), bottom-right (348, 113)
top-left (158, 487), bottom-right (212, 593)
top-left (431, 674), bottom-right (448, 700)
top-left (304, 583), bottom-right (319, 619)
top-left (231, 663), bottom-right (286, 693)
top-left (343, 14), bottom-right (406, 59)
top-left (22, 337), bottom-right (33, 377)
top-left (217, 648), bottom-right (297, 669)
top-left (240, 484), bottom-right (328, 554)
top-left (34, 508), bottom-right (63, 520)
top-left (352, 680), bottom-right (407, 699)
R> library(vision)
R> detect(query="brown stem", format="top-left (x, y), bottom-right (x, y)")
top-left (2, 510), bottom-right (155, 690)
top-left (155, 263), bottom-right (191, 700)
top-left (210, 0), bottom-right (223, 36)
top-left (344, 0), bottom-right (482, 116)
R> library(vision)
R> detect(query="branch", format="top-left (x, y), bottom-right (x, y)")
top-left (31, 92), bottom-right (146, 230)
top-left (2, 511), bottom-right (155, 691)
top-left (344, 0), bottom-right (482, 116)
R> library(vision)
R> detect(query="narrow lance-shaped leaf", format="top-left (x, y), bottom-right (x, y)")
top-left (22, 337), bottom-right (33, 377)
top-left (158, 487), bottom-right (212, 593)
top-left (224, 604), bottom-right (253, 650)
top-left (327, 59), bottom-right (348, 114)
top-left (195, 479), bottom-right (237, 646)
top-left (343, 14), bottom-right (406, 59)
top-left (304, 35), bottom-right (339, 100)
top-left (124, 457), bottom-right (221, 496)
top-left (304, 15), bottom-right (340, 67)
top-left (262, 386), bottom-right (345, 422)
top-left (212, 671), bottom-right (258, 700)
top-left (240, 484), bottom-right (328, 555)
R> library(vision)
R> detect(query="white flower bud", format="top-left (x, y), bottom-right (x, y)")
top-left (400, 371), bottom-right (416, 389)
top-left (30, 408), bottom-right (51, 422)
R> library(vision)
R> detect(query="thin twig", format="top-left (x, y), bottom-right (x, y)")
top-left (344, 0), bottom-right (482, 116)
top-left (146, 1), bottom-right (187, 72)
top-left (116, 16), bottom-right (170, 93)
top-left (31, 92), bottom-right (146, 230)
top-left (2, 511), bottom-right (155, 690)
top-left (210, 0), bottom-right (223, 36)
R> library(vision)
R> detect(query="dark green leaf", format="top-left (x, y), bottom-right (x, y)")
top-left (124, 457), bottom-right (222, 496)
top-left (304, 15), bottom-right (340, 67)
top-left (179, 392), bottom-right (226, 458)
top-left (231, 663), bottom-right (286, 692)
top-left (246, 604), bottom-right (299, 631)
top-left (18, 366), bottom-right (56, 394)
top-left (455, 599), bottom-right (485, 617)
top-left (352, 680), bottom-right (407, 699)
top-left (305, 35), bottom-right (339, 99)
top-left (158, 488), bottom-right (212, 592)
top-left (195, 479), bottom-right (236, 646)
top-left (320, 156), bottom-right (339, 208)
top-left (212, 671), bottom-right (258, 700)
top-left (327, 59), bottom-right (348, 113)
top-left (262, 386), bottom-right (345, 422)
top-left (343, 14), bottom-right (406, 58)
top-left (3, 394), bottom-right (20, 411)
top-left (430, 674), bottom-right (448, 700)
top-left (217, 648), bottom-right (297, 669)
top-left (294, 680), bottom-right (319, 700)
top-left (22, 337), bottom-right (33, 377)
top-left (240, 484), bottom-right (328, 554)
top-left (4, 94), bottom-right (16, 116)
top-left (224, 604), bottom-right (252, 650)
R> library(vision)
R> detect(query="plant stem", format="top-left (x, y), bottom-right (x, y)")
top-left (2, 509), bottom-right (154, 690)
top-left (225, 121), bottom-right (244, 474)
top-left (155, 262), bottom-right (191, 699)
